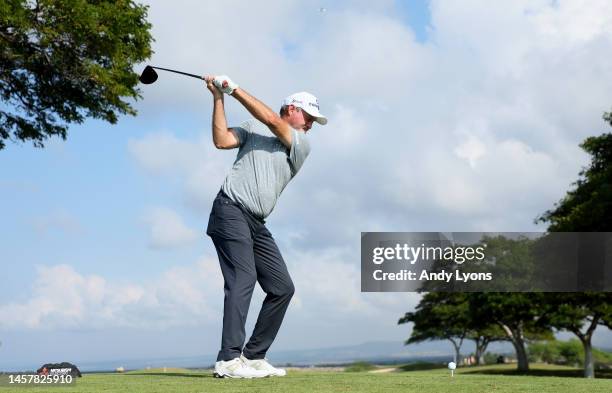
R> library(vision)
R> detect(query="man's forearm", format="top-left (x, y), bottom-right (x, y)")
top-left (231, 88), bottom-right (278, 127)
top-left (212, 95), bottom-right (229, 148)
top-left (231, 87), bottom-right (292, 147)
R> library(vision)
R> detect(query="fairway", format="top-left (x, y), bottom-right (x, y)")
top-left (1, 364), bottom-right (611, 393)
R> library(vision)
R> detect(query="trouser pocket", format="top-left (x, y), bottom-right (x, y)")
top-left (207, 198), bottom-right (251, 239)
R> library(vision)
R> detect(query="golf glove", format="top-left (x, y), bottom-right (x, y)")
top-left (213, 75), bottom-right (238, 95)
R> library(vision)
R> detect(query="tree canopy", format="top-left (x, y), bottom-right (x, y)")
top-left (0, 0), bottom-right (153, 149)
top-left (537, 112), bottom-right (612, 230)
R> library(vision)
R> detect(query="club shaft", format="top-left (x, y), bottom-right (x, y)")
top-left (151, 66), bottom-right (203, 80)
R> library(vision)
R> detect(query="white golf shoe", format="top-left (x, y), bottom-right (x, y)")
top-left (213, 357), bottom-right (269, 378)
top-left (240, 354), bottom-right (287, 377)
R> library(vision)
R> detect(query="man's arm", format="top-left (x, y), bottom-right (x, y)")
top-left (205, 76), bottom-right (240, 149)
top-left (231, 88), bottom-right (293, 148)
top-left (211, 94), bottom-right (240, 149)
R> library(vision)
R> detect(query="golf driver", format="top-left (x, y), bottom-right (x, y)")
top-left (139, 65), bottom-right (204, 84)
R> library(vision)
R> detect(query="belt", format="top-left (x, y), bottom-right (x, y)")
top-left (217, 189), bottom-right (265, 224)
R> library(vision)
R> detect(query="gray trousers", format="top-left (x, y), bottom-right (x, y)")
top-left (207, 190), bottom-right (294, 361)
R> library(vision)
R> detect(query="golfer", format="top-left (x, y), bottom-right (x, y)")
top-left (203, 75), bottom-right (327, 378)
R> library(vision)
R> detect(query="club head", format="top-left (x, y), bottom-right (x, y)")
top-left (139, 65), bottom-right (158, 84)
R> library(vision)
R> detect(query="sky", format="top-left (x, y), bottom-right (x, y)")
top-left (2, 0), bottom-right (612, 370)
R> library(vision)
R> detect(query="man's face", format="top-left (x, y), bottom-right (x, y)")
top-left (286, 105), bottom-right (315, 132)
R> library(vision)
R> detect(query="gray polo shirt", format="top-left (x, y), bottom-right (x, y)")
top-left (221, 119), bottom-right (310, 219)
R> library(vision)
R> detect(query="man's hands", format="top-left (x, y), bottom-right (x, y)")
top-left (204, 75), bottom-right (239, 96)
top-left (214, 75), bottom-right (239, 95)
top-left (204, 75), bottom-right (223, 99)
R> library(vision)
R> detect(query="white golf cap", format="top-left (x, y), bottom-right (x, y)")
top-left (282, 92), bottom-right (328, 125)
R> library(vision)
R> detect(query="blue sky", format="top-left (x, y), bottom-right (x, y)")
top-left (2, 0), bottom-right (612, 370)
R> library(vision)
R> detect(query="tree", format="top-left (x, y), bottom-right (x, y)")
top-left (468, 293), bottom-right (552, 372)
top-left (1, 0), bottom-right (153, 149)
top-left (536, 114), bottom-right (612, 230)
top-left (467, 324), bottom-right (506, 365)
top-left (536, 112), bottom-right (612, 377)
top-left (402, 236), bottom-right (548, 369)
top-left (540, 293), bottom-right (612, 378)
top-left (399, 293), bottom-right (470, 363)
top-left (459, 237), bottom-right (547, 371)
top-left (400, 291), bottom-right (546, 369)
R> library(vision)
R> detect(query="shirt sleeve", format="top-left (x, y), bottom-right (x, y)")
top-left (288, 128), bottom-right (311, 175)
top-left (231, 120), bottom-right (253, 146)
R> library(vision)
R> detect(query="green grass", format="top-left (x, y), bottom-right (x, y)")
top-left (1, 364), bottom-right (611, 393)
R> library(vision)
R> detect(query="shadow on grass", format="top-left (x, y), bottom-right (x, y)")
top-left (397, 362), bottom-right (447, 372)
top-left (461, 367), bottom-right (612, 379)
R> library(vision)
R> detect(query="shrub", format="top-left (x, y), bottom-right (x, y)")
top-left (344, 362), bottom-right (377, 372)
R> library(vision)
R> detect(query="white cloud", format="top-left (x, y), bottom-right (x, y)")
top-left (287, 247), bottom-right (421, 321)
top-left (0, 261), bottom-right (222, 330)
top-left (143, 207), bottom-right (198, 249)
top-left (530, 0), bottom-right (612, 45)
top-left (0, 256), bottom-right (420, 333)
top-left (288, 248), bottom-right (371, 314)
top-left (0, 265), bottom-right (130, 329)
top-left (454, 136), bottom-right (487, 169)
